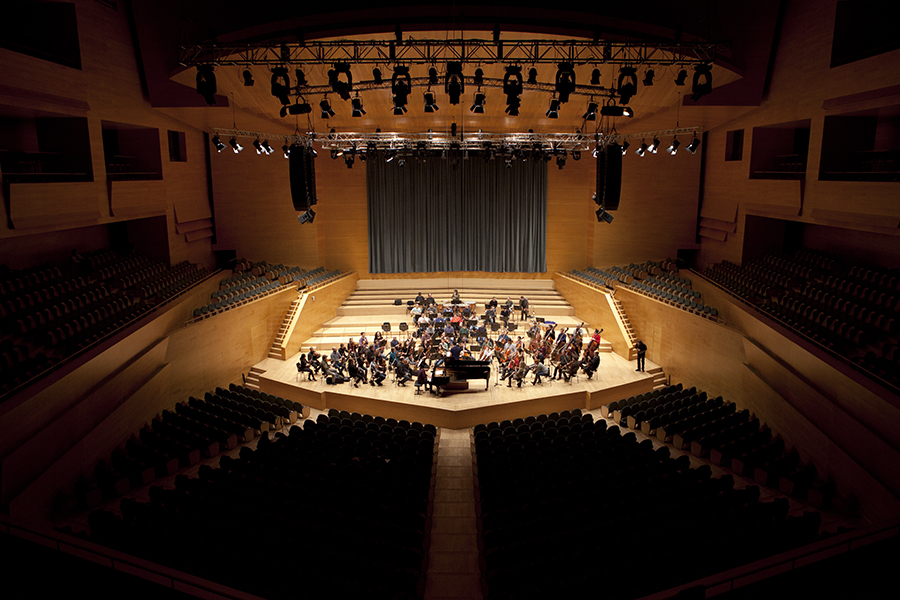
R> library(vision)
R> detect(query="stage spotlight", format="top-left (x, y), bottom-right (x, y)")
top-left (295, 68), bottom-right (307, 86)
top-left (330, 62), bottom-right (353, 101)
top-left (397, 156), bottom-right (406, 167)
top-left (253, 139), bottom-right (263, 154)
top-left (635, 139), bottom-right (647, 157)
top-left (344, 151), bottom-right (355, 169)
top-left (470, 91), bottom-right (486, 113)
top-left (330, 148), bottom-right (342, 160)
top-left (320, 97), bottom-right (335, 118)
top-left (666, 138), bottom-right (680, 155)
top-left (556, 150), bottom-right (567, 169)
top-left (691, 64), bottom-right (713, 101)
top-left (643, 69), bottom-right (655, 86)
top-left (554, 62), bottom-right (576, 103)
top-left (583, 101), bottom-right (598, 121)
top-left (590, 68), bottom-right (601, 85)
top-left (212, 134), bottom-right (226, 152)
top-left (196, 65), bottom-right (217, 105)
top-left (351, 94), bottom-right (366, 117)
top-left (228, 137), bottom-right (243, 154)
top-left (572, 150), bottom-right (581, 161)
top-left (596, 208), bottom-right (614, 223)
top-left (282, 100), bottom-right (312, 117)
top-left (424, 91), bottom-right (439, 112)
top-left (546, 98), bottom-right (560, 119)
top-left (271, 67), bottom-right (291, 105)
top-left (281, 144), bottom-right (290, 158)
top-left (474, 68), bottom-right (484, 86)
top-left (392, 65), bottom-right (411, 114)
top-left (648, 137), bottom-right (660, 154)
top-left (298, 209), bottom-right (316, 224)
top-left (675, 68), bottom-right (688, 86)
top-left (261, 140), bottom-right (273, 154)
top-left (372, 67), bottom-right (383, 84)
top-left (687, 136), bottom-right (701, 153)
top-left (385, 149), bottom-right (397, 163)
top-left (621, 140), bottom-right (630, 155)
top-left (599, 102), bottom-right (634, 118)
top-left (428, 67), bottom-right (438, 85)
top-left (504, 157), bottom-right (513, 168)
top-left (527, 68), bottom-right (538, 84)
top-left (242, 69), bottom-right (254, 86)
top-left (445, 62), bottom-right (464, 105)
top-left (617, 66), bottom-right (638, 104)
top-left (503, 66), bottom-right (523, 116)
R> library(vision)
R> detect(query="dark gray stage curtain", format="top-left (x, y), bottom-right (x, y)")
top-left (367, 156), bottom-right (547, 273)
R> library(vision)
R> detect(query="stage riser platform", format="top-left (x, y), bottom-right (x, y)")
top-left (338, 305), bottom-right (577, 316)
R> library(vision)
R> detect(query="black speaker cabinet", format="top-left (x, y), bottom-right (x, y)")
top-left (289, 144), bottom-right (318, 211)
top-left (595, 145), bottom-right (622, 211)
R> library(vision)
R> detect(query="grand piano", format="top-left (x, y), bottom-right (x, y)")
top-left (430, 358), bottom-right (491, 396)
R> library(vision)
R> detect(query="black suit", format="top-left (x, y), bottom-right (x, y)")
top-left (635, 341), bottom-right (647, 371)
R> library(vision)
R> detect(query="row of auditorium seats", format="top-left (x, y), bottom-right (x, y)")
top-left (474, 407), bottom-right (823, 599)
top-left (608, 385), bottom-right (834, 509)
top-left (571, 261), bottom-right (720, 320)
top-left (1, 250), bottom-right (209, 401)
top-left (75, 383), bottom-right (309, 508)
top-left (86, 408), bottom-right (435, 599)
top-left (704, 248), bottom-right (899, 390)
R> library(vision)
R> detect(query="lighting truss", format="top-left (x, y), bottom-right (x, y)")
top-left (209, 126), bottom-right (703, 154)
top-left (179, 38), bottom-right (718, 68)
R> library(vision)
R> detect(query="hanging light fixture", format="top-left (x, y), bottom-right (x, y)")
top-left (351, 94), bottom-right (365, 117)
top-left (320, 97), bottom-right (335, 118)
top-left (666, 138), bottom-right (680, 155)
top-left (546, 97), bottom-right (560, 118)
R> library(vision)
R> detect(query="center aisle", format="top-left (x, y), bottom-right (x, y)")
top-left (424, 428), bottom-right (483, 599)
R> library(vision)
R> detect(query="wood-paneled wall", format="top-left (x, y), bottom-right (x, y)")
top-left (283, 273), bottom-right (360, 359)
top-left (697, 0), bottom-right (900, 269)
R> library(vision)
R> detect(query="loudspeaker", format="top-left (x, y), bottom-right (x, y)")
top-left (289, 144), bottom-right (318, 211)
top-left (596, 208), bottom-right (614, 223)
top-left (595, 145), bottom-right (622, 211)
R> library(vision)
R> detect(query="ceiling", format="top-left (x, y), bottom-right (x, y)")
top-left (132, 1), bottom-right (782, 141)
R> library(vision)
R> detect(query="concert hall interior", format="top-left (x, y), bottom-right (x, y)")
top-left (1, 1), bottom-right (899, 598)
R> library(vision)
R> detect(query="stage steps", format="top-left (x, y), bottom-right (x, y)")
top-left (244, 366), bottom-right (265, 390)
top-left (268, 297), bottom-right (302, 360)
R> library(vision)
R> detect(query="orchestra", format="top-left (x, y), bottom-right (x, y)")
top-left (294, 290), bottom-right (607, 396)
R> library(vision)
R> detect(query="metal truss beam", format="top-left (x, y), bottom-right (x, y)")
top-left (179, 38), bottom-right (717, 68)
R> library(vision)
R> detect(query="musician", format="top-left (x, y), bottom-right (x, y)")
top-left (450, 342), bottom-right (464, 360)
top-left (425, 293), bottom-right (436, 306)
top-left (458, 322), bottom-right (470, 341)
top-left (512, 352), bottom-right (529, 387)
top-left (485, 305), bottom-right (496, 324)
top-left (497, 329), bottom-right (511, 346)
top-left (583, 350), bottom-right (601, 380)
top-left (358, 332), bottom-right (368, 347)
top-left (370, 358), bottom-right (386, 386)
top-left (415, 365), bottom-right (430, 392)
top-left (348, 357), bottom-right (367, 388)
top-left (410, 304), bottom-right (423, 322)
top-left (307, 347), bottom-right (321, 373)
top-left (320, 355), bottom-right (339, 380)
top-left (503, 296), bottom-right (514, 311)
top-left (475, 321), bottom-right (488, 346)
top-left (450, 289), bottom-right (462, 304)
top-left (531, 358), bottom-right (550, 385)
top-left (443, 322), bottom-right (455, 338)
top-left (396, 358), bottom-right (413, 386)
top-left (499, 350), bottom-right (522, 387)
top-left (519, 296), bottom-right (530, 320)
top-left (499, 304), bottom-right (511, 322)
top-left (562, 351), bottom-right (581, 382)
top-left (415, 292), bottom-right (425, 305)
top-left (296, 355), bottom-right (316, 381)
top-left (635, 339), bottom-right (647, 372)
top-left (488, 296), bottom-right (499, 309)
top-left (478, 341), bottom-right (495, 362)
top-left (329, 347), bottom-right (345, 376)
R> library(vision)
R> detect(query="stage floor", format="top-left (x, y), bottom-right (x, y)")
top-left (254, 350), bottom-right (662, 429)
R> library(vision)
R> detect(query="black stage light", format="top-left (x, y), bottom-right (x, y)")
top-left (617, 66), bottom-right (638, 104)
top-left (283, 100), bottom-right (312, 117)
top-left (298, 209), bottom-right (316, 224)
top-left (648, 137), bottom-right (660, 154)
top-left (392, 66), bottom-right (411, 114)
top-left (445, 62), bottom-right (464, 105)
top-left (621, 140), bottom-right (630, 155)
top-left (344, 150), bottom-right (355, 168)
top-left (330, 62), bottom-right (353, 101)
top-left (591, 68), bottom-right (601, 85)
top-left (470, 91), bottom-right (486, 113)
top-left (242, 69), bottom-right (254, 86)
top-left (666, 138), bottom-right (680, 155)
top-left (196, 65), bottom-right (217, 105)
top-left (295, 68), bottom-right (308, 86)
top-left (474, 68), bottom-right (484, 86)
top-left (527, 68), bottom-right (538, 84)
top-left (675, 68), bottom-right (688, 86)
top-left (372, 67), bottom-right (383, 84)
top-left (503, 66), bottom-right (523, 116)
top-left (600, 102), bottom-right (634, 118)
top-left (596, 207), bottom-right (614, 223)
top-left (281, 144), bottom-right (290, 158)
top-left (428, 67), bottom-right (438, 85)
top-left (583, 102), bottom-right (598, 121)
top-left (228, 137), bottom-right (243, 154)
top-left (635, 139), bottom-right (647, 157)
top-left (691, 64), bottom-right (713, 101)
top-left (253, 139), bottom-right (264, 154)
top-left (212, 134), bottom-right (226, 152)
top-left (555, 62), bottom-right (576, 103)
top-left (261, 140), bottom-right (273, 154)
top-left (643, 69), bottom-right (655, 86)
top-left (686, 136), bottom-right (701, 153)
top-left (271, 67), bottom-right (291, 105)
top-left (556, 150), bottom-right (567, 169)
top-left (320, 97), bottom-right (335, 118)
top-left (572, 150), bottom-right (581, 161)
top-left (546, 98), bottom-right (560, 118)
top-left (424, 91), bottom-right (439, 112)
top-left (351, 95), bottom-right (365, 117)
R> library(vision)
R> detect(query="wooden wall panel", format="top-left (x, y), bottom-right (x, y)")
top-left (697, 0), bottom-right (900, 269)
top-left (546, 159), bottom-right (594, 275)
top-left (594, 146), bottom-right (702, 267)
top-left (109, 180), bottom-right (168, 219)
top-left (552, 274), bottom-right (630, 358)
top-left (210, 147), bottom-right (319, 268)
top-left (164, 288), bottom-right (297, 403)
top-left (284, 274), bottom-right (360, 359)
top-left (316, 155), bottom-right (369, 275)
top-left (8, 182), bottom-right (102, 229)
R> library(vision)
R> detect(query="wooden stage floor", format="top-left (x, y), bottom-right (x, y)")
top-left (253, 350), bottom-right (661, 429)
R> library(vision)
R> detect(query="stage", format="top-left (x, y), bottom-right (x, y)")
top-left (254, 350), bottom-right (662, 429)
